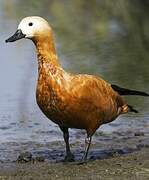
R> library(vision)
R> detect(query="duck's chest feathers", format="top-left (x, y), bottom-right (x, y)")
top-left (36, 63), bottom-right (67, 121)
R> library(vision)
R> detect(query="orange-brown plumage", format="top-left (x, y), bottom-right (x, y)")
top-left (6, 16), bottom-right (148, 162)
top-left (34, 33), bottom-right (128, 136)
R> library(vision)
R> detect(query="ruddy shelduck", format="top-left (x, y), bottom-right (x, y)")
top-left (6, 16), bottom-right (149, 162)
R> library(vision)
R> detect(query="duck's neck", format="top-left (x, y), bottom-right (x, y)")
top-left (33, 36), bottom-right (60, 70)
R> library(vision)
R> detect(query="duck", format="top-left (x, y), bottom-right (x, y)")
top-left (5, 16), bottom-right (149, 162)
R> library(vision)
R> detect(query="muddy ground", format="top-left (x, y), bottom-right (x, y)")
top-left (0, 147), bottom-right (148, 180)
top-left (0, 130), bottom-right (148, 180)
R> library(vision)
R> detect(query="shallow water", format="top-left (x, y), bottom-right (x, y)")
top-left (0, 0), bottom-right (149, 162)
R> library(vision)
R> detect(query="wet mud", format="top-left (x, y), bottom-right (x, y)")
top-left (0, 126), bottom-right (148, 179)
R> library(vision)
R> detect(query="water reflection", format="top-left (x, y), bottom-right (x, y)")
top-left (0, 0), bottom-right (149, 161)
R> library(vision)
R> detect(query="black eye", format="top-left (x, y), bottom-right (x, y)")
top-left (28, 22), bottom-right (33, 26)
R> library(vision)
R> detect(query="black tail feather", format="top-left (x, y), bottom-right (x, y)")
top-left (127, 105), bottom-right (138, 113)
top-left (111, 84), bottom-right (149, 96)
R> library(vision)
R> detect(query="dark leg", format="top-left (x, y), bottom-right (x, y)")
top-left (60, 126), bottom-right (75, 162)
top-left (77, 136), bottom-right (92, 165)
top-left (82, 136), bottom-right (92, 161)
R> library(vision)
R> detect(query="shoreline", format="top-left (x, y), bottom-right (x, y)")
top-left (0, 147), bottom-right (148, 180)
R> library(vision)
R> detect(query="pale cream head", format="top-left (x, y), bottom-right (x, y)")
top-left (6, 16), bottom-right (53, 43)
top-left (18, 16), bottom-right (52, 39)
top-left (6, 16), bottom-right (59, 65)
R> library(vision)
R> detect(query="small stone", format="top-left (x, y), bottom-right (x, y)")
top-left (17, 151), bottom-right (33, 163)
top-left (134, 132), bottom-right (144, 136)
top-left (35, 156), bottom-right (45, 162)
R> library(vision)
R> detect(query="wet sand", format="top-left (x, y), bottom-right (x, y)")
top-left (0, 127), bottom-right (149, 180)
top-left (0, 115), bottom-right (148, 180)
top-left (0, 123), bottom-right (148, 179)
top-left (0, 147), bottom-right (148, 180)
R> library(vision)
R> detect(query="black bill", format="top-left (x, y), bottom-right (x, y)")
top-left (5, 29), bottom-right (25, 43)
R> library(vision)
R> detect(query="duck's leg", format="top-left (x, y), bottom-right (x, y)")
top-left (60, 126), bottom-right (75, 162)
top-left (77, 135), bottom-right (92, 165)
top-left (82, 136), bottom-right (92, 161)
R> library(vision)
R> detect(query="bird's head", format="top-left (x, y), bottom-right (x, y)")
top-left (5, 16), bottom-right (52, 43)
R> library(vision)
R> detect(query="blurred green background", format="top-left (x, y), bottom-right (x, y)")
top-left (3, 0), bottom-right (149, 85)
